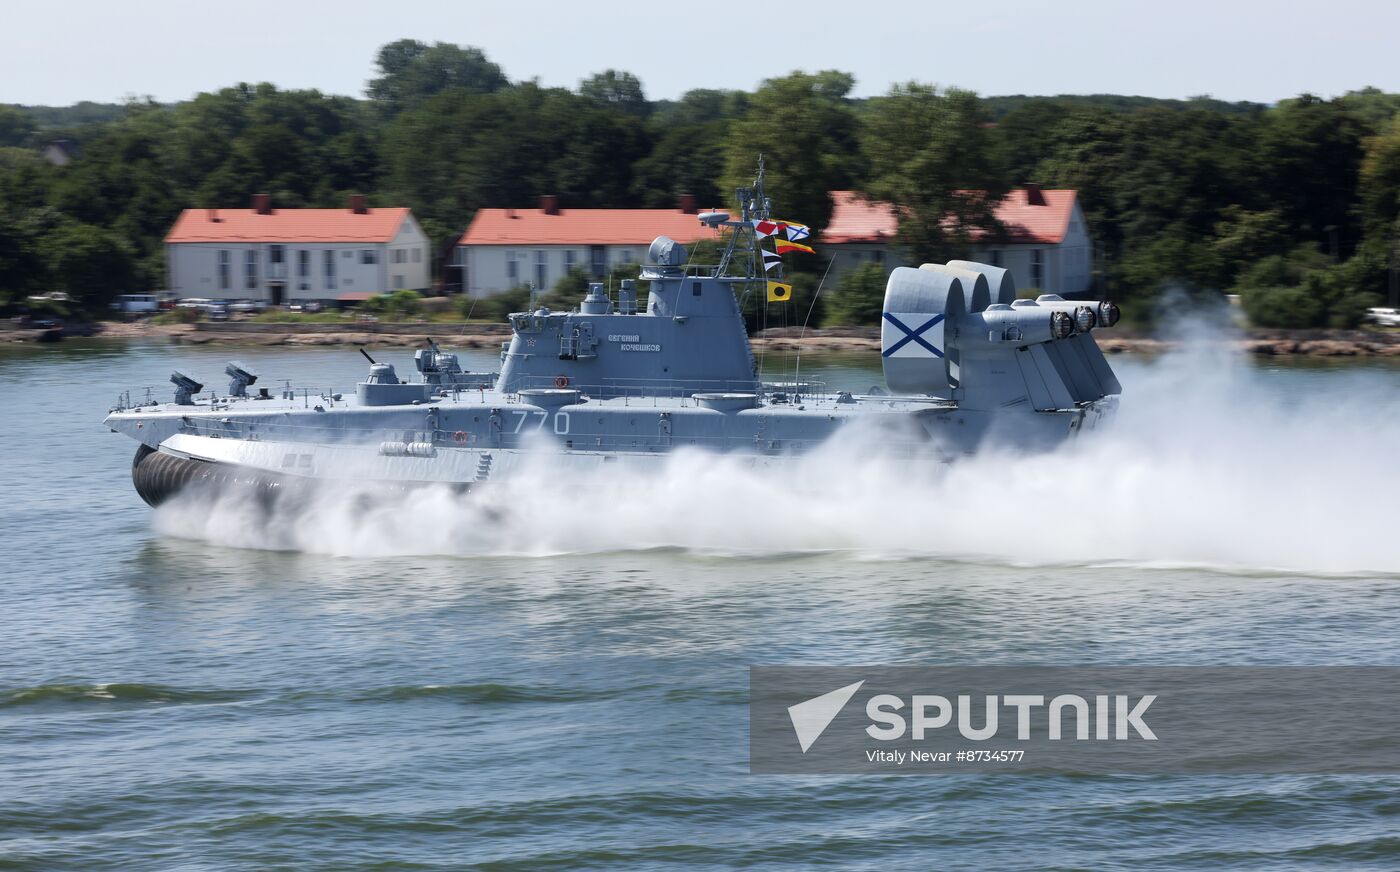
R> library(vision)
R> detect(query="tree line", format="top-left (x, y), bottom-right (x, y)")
top-left (2, 39), bottom-right (1398, 328)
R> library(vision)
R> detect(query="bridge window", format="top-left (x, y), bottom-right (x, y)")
top-left (692, 281), bottom-right (702, 296)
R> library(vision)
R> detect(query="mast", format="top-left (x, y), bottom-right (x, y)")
top-left (716, 156), bottom-right (776, 288)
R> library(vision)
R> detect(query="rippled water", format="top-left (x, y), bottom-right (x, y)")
top-left (3, 338), bottom-right (1400, 869)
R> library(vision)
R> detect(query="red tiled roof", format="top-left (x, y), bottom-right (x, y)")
top-left (459, 208), bottom-right (723, 246)
top-left (166, 208), bottom-right (413, 244)
top-left (822, 189), bottom-right (1078, 246)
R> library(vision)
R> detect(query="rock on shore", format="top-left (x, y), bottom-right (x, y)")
top-left (9, 320), bottom-right (1399, 357)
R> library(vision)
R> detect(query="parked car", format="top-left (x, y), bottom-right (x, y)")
top-left (111, 294), bottom-right (160, 314)
top-left (176, 298), bottom-right (214, 310)
top-left (287, 300), bottom-right (323, 314)
top-left (206, 302), bottom-right (230, 321)
top-left (227, 299), bottom-right (265, 314)
top-left (1366, 307), bottom-right (1400, 328)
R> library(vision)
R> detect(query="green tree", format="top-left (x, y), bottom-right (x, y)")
top-left (0, 105), bottom-right (35, 147)
top-left (825, 262), bottom-right (887, 326)
top-left (1209, 207), bottom-right (1292, 284)
top-left (1255, 95), bottom-right (1366, 255)
top-left (1235, 245), bottom-right (1378, 329)
top-left (383, 83), bottom-right (646, 235)
top-left (579, 70), bottom-right (650, 117)
top-left (362, 289), bottom-right (423, 318)
top-left (721, 71), bottom-right (862, 235)
top-left (631, 120), bottom-right (728, 208)
top-left (1019, 106), bottom-right (1127, 265)
top-left (0, 205), bottom-right (51, 305)
top-left (650, 88), bottom-right (749, 127)
top-left (1339, 87), bottom-right (1400, 131)
top-left (862, 84), bottom-right (1005, 263)
top-left (1359, 119), bottom-right (1400, 242)
top-left (367, 40), bottom-right (508, 115)
top-left (990, 98), bottom-right (1076, 185)
top-left (40, 219), bottom-right (138, 308)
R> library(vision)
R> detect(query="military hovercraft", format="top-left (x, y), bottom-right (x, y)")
top-left (105, 165), bottom-right (1121, 507)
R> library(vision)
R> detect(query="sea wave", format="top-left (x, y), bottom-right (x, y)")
top-left (0, 682), bottom-right (256, 709)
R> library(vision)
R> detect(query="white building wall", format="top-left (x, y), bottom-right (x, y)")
top-left (168, 232), bottom-right (431, 303)
top-left (383, 215), bottom-right (432, 292)
top-left (459, 208), bottom-right (1094, 300)
top-left (462, 244), bottom-right (647, 298)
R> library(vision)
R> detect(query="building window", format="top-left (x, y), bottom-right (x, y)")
top-left (324, 250), bottom-right (335, 290)
top-left (393, 274), bottom-right (405, 289)
top-left (620, 249), bottom-right (634, 264)
top-left (245, 250), bottom-right (258, 289)
top-left (393, 248), bottom-right (407, 264)
top-left (298, 250), bottom-right (310, 290)
top-left (989, 250), bottom-right (1002, 267)
top-left (218, 250), bottom-right (230, 290)
top-left (565, 249), bottom-right (577, 272)
top-left (270, 244), bottom-right (284, 265)
top-left (362, 249), bottom-right (377, 265)
top-left (872, 249), bottom-right (885, 266)
top-left (534, 250), bottom-right (547, 289)
top-left (506, 250), bottom-right (518, 282)
top-left (590, 245), bottom-right (606, 278)
top-left (1031, 249), bottom-right (1043, 287)
top-left (412, 247), bottom-right (422, 263)
top-left (343, 250), bottom-right (353, 259)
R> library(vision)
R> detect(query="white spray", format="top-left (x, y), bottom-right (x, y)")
top-left (154, 324), bottom-right (1400, 575)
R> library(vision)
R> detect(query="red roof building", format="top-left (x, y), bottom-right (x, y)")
top-left (165, 195), bottom-right (431, 304)
top-left (456, 187), bottom-right (1094, 297)
top-left (821, 186), bottom-right (1093, 294)
top-left (455, 196), bottom-right (723, 298)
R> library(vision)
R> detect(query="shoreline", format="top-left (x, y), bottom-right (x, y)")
top-left (5, 320), bottom-right (1399, 357)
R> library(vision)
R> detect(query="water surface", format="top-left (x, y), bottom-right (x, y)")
top-left (2, 339), bottom-right (1399, 869)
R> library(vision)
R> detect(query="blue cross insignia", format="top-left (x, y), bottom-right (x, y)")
top-left (881, 312), bottom-right (945, 359)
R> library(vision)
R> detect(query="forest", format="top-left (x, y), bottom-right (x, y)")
top-left (2, 39), bottom-right (1399, 328)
